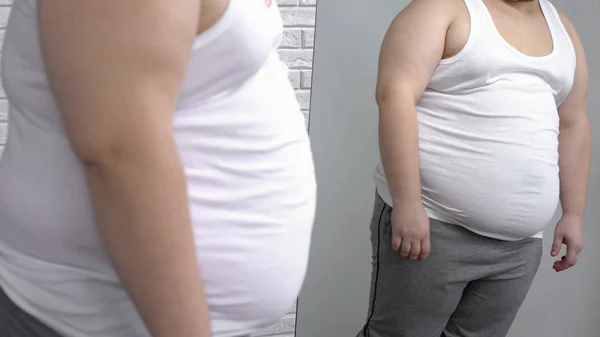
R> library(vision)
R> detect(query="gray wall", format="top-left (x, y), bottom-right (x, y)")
top-left (296, 1), bottom-right (396, 336)
top-left (296, 1), bottom-right (600, 336)
top-left (0, 1), bottom-right (11, 153)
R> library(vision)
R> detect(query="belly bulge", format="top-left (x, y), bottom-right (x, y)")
top-left (419, 131), bottom-right (559, 239)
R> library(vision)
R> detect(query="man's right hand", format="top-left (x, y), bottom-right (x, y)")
top-left (375, 0), bottom-right (453, 264)
top-left (391, 205), bottom-right (431, 261)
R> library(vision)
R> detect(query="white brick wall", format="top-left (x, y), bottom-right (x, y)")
top-left (0, 1), bottom-right (10, 155)
top-left (278, 0), bottom-right (316, 130)
top-left (0, 0), bottom-right (315, 336)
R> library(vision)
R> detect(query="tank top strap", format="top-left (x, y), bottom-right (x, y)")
top-left (540, 0), bottom-right (565, 32)
top-left (540, 0), bottom-right (576, 61)
top-left (460, 0), bottom-right (497, 41)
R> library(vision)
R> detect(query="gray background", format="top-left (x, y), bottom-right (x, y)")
top-left (296, 0), bottom-right (600, 336)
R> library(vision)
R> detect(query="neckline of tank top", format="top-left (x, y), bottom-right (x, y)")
top-left (476, 0), bottom-right (558, 61)
top-left (192, 0), bottom-right (277, 50)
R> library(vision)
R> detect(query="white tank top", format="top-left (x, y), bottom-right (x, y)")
top-left (0, 0), bottom-right (316, 336)
top-left (374, 0), bottom-right (576, 241)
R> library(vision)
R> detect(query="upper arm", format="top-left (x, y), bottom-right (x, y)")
top-left (376, 0), bottom-right (456, 105)
top-left (38, 0), bottom-right (201, 162)
top-left (557, 11), bottom-right (589, 126)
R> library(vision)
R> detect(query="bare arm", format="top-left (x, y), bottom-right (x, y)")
top-left (376, 0), bottom-right (456, 260)
top-left (550, 12), bottom-right (590, 271)
top-left (38, 1), bottom-right (210, 336)
top-left (376, 0), bottom-right (454, 208)
top-left (557, 13), bottom-right (591, 220)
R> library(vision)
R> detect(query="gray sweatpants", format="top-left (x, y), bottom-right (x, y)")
top-left (357, 193), bottom-right (543, 337)
top-left (0, 285), bottom-right (62, 337)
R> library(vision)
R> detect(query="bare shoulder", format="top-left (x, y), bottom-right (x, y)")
top-left (384, 0), bottom-right (464, 44)
top-left (555, 9), bottom-right (588, 72)
top-left (392, 0), bottom-right (464, 22)
top-left (407, 0), bottom-right (465, 13)
top-left (555, 9), bottom-right (583, 48)
top-left (376, 0), bottom-right (467, 101)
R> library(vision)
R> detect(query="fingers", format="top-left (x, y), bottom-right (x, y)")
top-left (551, 233), bottom-right (564, 257)
top-left (564, 243), bottom-right (578, 266)
top-left (408, 240), bottom-right (421, 260)
top-left (392, 237), bottom-right (401, 252)
top-left (418, 237), bottom-right (431, 261)
top-left (553, 241), bottom-right (583, 272)
top-left (391, 236), bottom-right (416, 259)
top-left (392, 236), bottom-right (430, 261)
top-left (553, 257), bottom-right (571, 272)
top-left (399, 239), bottom-right (412, 259)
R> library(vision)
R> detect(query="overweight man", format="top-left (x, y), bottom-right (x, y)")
top-left (358, 0), bottom-right (591, 336)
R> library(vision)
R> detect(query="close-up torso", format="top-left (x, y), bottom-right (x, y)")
top-left (0, 0), bottom-right (316, 336)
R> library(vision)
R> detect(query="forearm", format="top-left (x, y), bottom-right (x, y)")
top-left (378, 98), bottom-right (422, 207)
top-left (85, 142), bottom-right (210, 337)
top-left (558, 117), bottom-right (591, 219)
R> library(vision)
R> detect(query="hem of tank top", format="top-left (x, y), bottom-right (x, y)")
top-left (438, 0), bottom-right (476, 65)
top-left (192, 0), bottom-right (235, 50)
top-left (0, 277), bottom-right (84, 337)
top-left (374, 183), bottom-right (545, 240)
top-left (427, 208), bottom-right (545, 241)
top-left (0, 276), bottom-right (46, 327)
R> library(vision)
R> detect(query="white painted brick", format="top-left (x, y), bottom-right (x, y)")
top-left (276, 0), bottom-right (299, 6)
top-left (295, 90), bottom-right (311, 110)
top-left (281, 28), bottom-right (301, 48)
top-left (303, 112), bottom-right (311, 130)
top-left (0, 122), bottom-right (7, 144)
top-left (299, 0), bottom-right (317, 5)
top-left (288, 70), bottom-right (300, 89)
top-left (300, 70), bottom-right (312, 89)
top-left (279, 7), bottom-right (316, 27)
top-left (0, 99), bottom-right (8, 121)
top-left (252, 313), bottom-right (296, 336)
top-left (279, 49), bottom-right (313, 69)
top-left (0, 77), bottom-right (6, 99)
top-left (0, 30), bottom-right (5, 51)
top-left (301, 28), bottom-right (314, 48)
top-left (0, 3), bottom-right (8, 152)
top-left (0, 7), bottom-right (10, 28)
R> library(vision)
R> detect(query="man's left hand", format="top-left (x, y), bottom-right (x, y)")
top-left (551, 215), bottom-right (584, 272)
